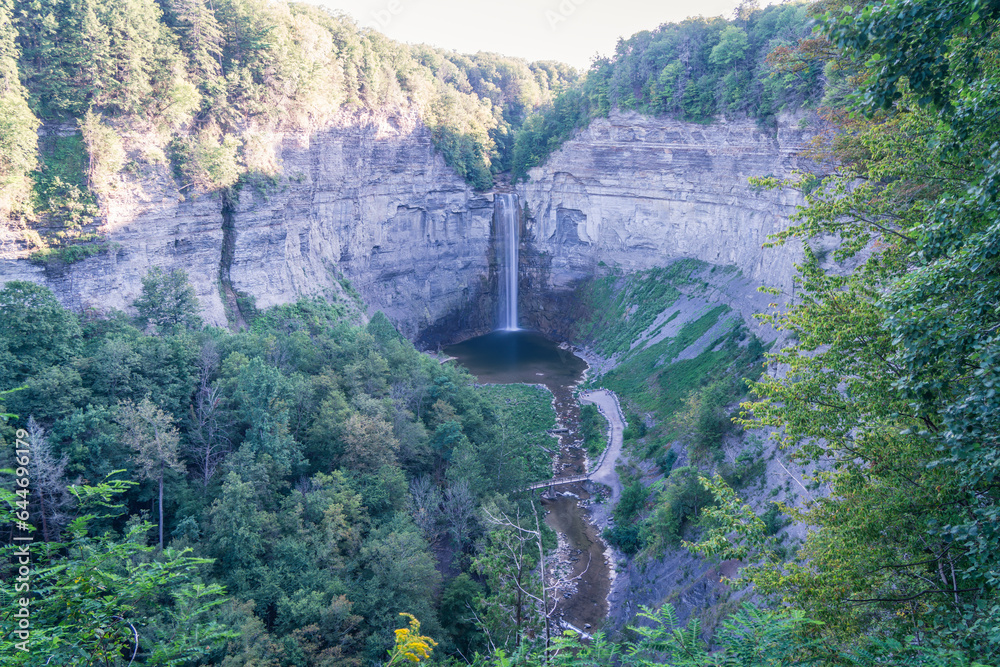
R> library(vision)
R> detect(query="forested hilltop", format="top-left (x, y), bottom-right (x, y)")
top-left (511, 1), bottom-right (823, 180)
top-left (0, 276), bottom-right (562, 664)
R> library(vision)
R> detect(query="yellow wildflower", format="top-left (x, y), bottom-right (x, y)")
top-left (386, 613), bottom-right (437, 666)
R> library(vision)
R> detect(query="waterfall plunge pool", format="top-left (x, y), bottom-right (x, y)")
top-left (443, 329), bottom-right (587, 392)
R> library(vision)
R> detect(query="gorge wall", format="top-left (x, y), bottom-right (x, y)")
top-left (0, 109), bottom-right (496, 340)
top-left (0, 109), bottom-right (818, 343)
top-left (517, 110), bottom-right (818, 335)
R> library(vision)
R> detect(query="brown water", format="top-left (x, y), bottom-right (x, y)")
top-left (444, 330), bottom-right (610, 631)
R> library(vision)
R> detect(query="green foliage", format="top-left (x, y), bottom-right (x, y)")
top-left (29, 239), bottom-right (111, 264)
top-left (0, 0), bottom-right (38, 217)
top-left (719, 442), bottom-right (765, 490)
top-left (0, 478), bottom-right (231, 665)
top-left (7, 0), bottom-right (575, 202)
top-left (511, 3), bottom-right (822, 180)
top-left (169, 128), bottom-right (241, 191)
top-left (30, 132), bottom-right (98, 231)
top-left (440, 573), bottom-right (485, 656)
top-left (493, 602), bottom-right (823, 666)
top-left (710, 26), bottom-right (750, 68)
top-left (640, 467), bottom-right (714, 554)
top-left (0, 281), bottom-right (82, 385)
top-left (710, 0), bottom-right (1000, 659)
top-left (79, 110), bottom-right (124, 195)
top-left (603, 524), bottom-right (641, 555)
top-left (133, 267), bottom-right (203, 334)
top-left (655, 447), bottom-right (678, 476)
top-left (614, 479), bottom-right (650, 526)
top-left (470, 383), bottom-right (558, 492)
top-left (574, 263), bottom-right (699, 358)
top-left (674, 380), bottom-right (740, 463)
top-left (0, 289), bottom-right (566, 663)
top-left (599, 306), bottom-right (735, 420)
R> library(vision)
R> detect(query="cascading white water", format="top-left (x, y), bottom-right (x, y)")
top-left (495, 193), bottom-right (520, 331)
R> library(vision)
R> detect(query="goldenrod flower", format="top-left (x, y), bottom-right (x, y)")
top-left (386, 613), bottom-right (437, 665)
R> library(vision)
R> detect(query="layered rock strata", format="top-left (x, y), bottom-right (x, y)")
top-left (0, 109), bottom-right (816, 342)
top-left (517, 110), bottom-right (817, 332)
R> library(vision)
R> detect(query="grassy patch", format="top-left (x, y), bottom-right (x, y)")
top-left (30, 238), bottom-right (113, 264)
top-left (579, 403), bottom-right (609, 457)
top-left (574, 261), bottom-right (704, 357)
top-left (591, 298), bottom-right (767, 462)
top-left (600, 305), bottom-right (731, 413)
top-left (32, 133), bottom-right (98, 230)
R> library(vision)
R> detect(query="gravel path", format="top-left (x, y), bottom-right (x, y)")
top-left (580, 389), bottom-right (626, 502)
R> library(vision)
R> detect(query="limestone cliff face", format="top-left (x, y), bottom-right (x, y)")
top-left (0, 109), bottom-right (495, 340)
top-left (516, 110), bottom-right (817, 332)
top-left (0, 108), bottom-right (816, 343)
top-left (225, 110), bottom-right (495, 341)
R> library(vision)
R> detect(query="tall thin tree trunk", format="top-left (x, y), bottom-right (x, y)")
top-left (39, 489), bottom-right (50, 542)
top-left (532, 500), bottom-right (551, 652)
top-left (158, 465), bottom-right (164, 550)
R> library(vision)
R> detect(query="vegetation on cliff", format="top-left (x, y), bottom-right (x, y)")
top-left (564, 0), bottom-right (1000, 663)
top-left (705, 0), bottom-right (1000, 660)
top-left (1, 0), bottom-right (824, 247)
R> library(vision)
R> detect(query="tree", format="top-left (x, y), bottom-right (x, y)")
top-left (0, 281), bottom-right (82, 384)
top-left (186, 342), bottom-right (232, 491)
top-left (473, 500), bottom-right (580, 654)
top-left (168, 0), bottom-right (224, 85)
top-left (408, 475), bottom-right (442, 541)
top-left (0, 478), bottom-right (231, 665)
top-left (133, 266), bottom-right (203, 334)
top-left (25, 416), bottom-right (72, 541)
top-left (727, 0), bottom-right (1000, 656)
top-left (709, 25), bottom-right (749, 70)
top-left (353, 517), bottom-right (442, 644)
top-left (0, 0), bottom-right (38, 217)
top-left (340, 412), bottom-right (399, 473)
top-left (116, 396), bottom-right (185, 549)
top-left (441, 480), bottom-right (477, 551)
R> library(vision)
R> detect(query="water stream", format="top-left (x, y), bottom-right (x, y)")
top-left (444, 330), bottom-right (611, 631)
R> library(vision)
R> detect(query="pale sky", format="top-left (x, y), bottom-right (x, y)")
top-left (316, 0), bottom-right (777, 70)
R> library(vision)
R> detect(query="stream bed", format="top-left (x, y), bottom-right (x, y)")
top-left (444, 330), bottom-right (611, 631)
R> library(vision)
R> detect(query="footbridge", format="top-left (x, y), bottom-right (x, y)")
top-left (522, 473), bottom-right (592, 492)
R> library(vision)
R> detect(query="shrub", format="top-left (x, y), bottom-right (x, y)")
top-left (579, 403), bottom-right (608, 456)
top-left (640, 467), bottom-right (714, 553)
top-left (604, 524), bottom-right (641, 555)
top-left (134, 267), bottom-right (203, 333)
top-left (614, 479), bottom-right (650, 525)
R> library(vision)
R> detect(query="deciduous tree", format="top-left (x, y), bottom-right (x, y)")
top-left (116, 396), bottom-right (184, 549)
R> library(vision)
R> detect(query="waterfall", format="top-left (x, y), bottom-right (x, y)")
top-left (495, 193), bottom-right (520, 331)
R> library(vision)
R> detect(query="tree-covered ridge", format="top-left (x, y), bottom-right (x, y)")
top-left (0, 277), bottom-right (564, 664)
top-left (688, 0), bottom-right (1000, 662)
top-left (0, 0), bottom-right (577, 236)
top-left (511, 0), bottom-right (824, 181)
